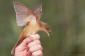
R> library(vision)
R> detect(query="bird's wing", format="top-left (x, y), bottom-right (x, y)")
top-left (33, 5), bottom-right (42, 20)
top-left (14, 2), bottom-right (36, 26)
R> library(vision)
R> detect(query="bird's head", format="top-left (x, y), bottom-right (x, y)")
top-left (39, 21), bottom-right (51, 36)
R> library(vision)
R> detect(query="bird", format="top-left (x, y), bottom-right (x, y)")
top-left (11, 2), bottom-right (51, 55)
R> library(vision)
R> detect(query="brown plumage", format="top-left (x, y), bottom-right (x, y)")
top-left (11, 2), bottom-right (51, 55)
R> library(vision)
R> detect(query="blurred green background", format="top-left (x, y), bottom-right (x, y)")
top-left (0, 0), bottom-right (85, 56)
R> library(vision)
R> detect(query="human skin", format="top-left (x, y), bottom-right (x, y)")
top-left (14, 34), bottom-right (43, 56)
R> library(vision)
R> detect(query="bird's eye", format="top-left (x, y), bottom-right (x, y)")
top-left (45, 25), bottom-right (51, 32)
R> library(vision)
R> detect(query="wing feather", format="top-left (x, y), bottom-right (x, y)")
top-left (33, 5), bottom-right (42, 20)
top-left (14, 2), bottom-right (36, 26)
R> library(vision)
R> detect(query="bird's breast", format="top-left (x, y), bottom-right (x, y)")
top-left (23, 22), bottom-right (40, 37)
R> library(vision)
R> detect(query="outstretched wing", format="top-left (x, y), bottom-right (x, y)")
top-left (14, 2), bottom-right (36, 26)
top-left (33, 5), bottom-right (42, 20)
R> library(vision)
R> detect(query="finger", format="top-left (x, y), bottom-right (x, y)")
top-left (29, 44), bottom-right (42, 53)
top-left (15, 49), bottom-right (27, 56)
top-left (28, 40), bottom-right (40, 47)
top-left (30, 34), bottom-right (40, 40)
top-left (32, 50), bottom-right (43, 56)
top-left (28, 40), bottom-right (42, 52)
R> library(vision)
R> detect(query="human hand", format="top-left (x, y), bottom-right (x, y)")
top-left (14, 34), bottom-right (43, 56)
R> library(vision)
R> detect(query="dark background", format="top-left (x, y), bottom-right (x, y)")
top-left (0, 0), bottom-right (85, 56)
